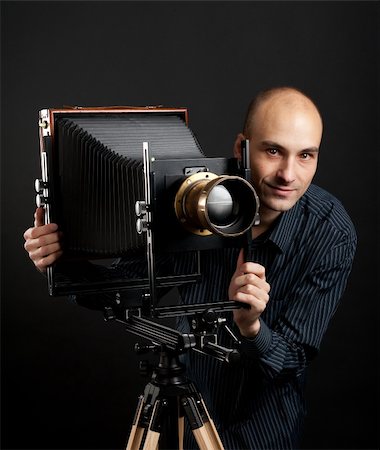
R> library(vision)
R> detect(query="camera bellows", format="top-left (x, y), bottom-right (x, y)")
top-left (55, 114), bottom-right (205, 256)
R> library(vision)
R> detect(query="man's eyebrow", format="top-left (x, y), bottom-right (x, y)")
top-left (260, 140), bottom-right (319, 153)
top-left (261, 140), bottom-right (285, 149)
top-left (301, 147), bottom-right (320, 153)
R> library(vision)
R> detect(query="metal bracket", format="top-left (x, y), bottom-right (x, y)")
top-left (39, 109), bottom-right (51, 136)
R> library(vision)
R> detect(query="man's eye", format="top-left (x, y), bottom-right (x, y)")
top-left (300, 153), bottom-right (311, 160)
top-left (267, 148), bottom-right (278, 155)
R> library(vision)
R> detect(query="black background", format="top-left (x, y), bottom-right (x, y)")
top-left (1, 2), bottom-right (378, 449)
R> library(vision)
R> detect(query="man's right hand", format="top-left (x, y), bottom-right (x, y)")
top-left (228, 249), bottom-right (270, 338)
top-left (23, 207), bottom-right (63, 272)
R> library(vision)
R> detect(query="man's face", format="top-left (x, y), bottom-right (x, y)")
top-left (243, 96), bottom-right (323, 219)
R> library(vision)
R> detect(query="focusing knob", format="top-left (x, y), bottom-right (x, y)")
top-left (36, 194), bottom-right (49, 208)
top-left (203, 309), bottom-right (218, 325)
top-left (135, 201), bottom-right (147, 217)
top-left (34, 178), bottom-right (48, 193)
top-left (136, 218), bottom-right (148, 234)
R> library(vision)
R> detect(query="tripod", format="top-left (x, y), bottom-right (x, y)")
top-left (126, 347), bottom-right (224, 450)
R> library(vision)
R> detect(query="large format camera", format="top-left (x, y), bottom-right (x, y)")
top-left (36, 107), bottom-right (259, 303)
top-left (36, 108), bottom-right (258, 440)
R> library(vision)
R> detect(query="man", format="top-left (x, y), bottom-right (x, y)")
top-left (24, 87), bottom-right (357, 449)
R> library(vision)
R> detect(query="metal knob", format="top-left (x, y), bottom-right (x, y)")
top-left (39, 119), bottom-right (49, 129)
top-left (135, 200), bottom-right (147, 217)
top-left (136, 218), bottom-right (148, 234)
top-left (35, 178), bottom-right (48, 193)
top-left (36, 194), bottom-right (49, 208)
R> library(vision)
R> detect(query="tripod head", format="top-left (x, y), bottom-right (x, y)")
top-left (105, 306), bottom-right (241, 365)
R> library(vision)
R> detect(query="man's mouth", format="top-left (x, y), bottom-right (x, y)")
top-left (266, 183), bottom-right (296, 196)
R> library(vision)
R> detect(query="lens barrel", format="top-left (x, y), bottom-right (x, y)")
top-left (174, 172), bottom-right (259, 237)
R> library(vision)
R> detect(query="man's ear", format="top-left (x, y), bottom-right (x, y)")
top-left (233, 133), bottom-right (246, 160)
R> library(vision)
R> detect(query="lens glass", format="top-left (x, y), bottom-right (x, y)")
top-left (206, 185), bottom-right (236, 226)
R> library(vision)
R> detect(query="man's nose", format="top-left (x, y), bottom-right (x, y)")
top-left (276, 158), bottom-right (296, 184)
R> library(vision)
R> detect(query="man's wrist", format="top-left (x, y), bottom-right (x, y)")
top-left (238, 318), bottom-right (273, 358)
top-left (240, 319), bottom-right (261, 338)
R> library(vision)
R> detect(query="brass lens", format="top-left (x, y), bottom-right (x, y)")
top-left (174, 172), bottom-right (259, 237)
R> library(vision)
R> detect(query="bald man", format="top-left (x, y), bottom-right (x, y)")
top-left (230, 88), bottom-right (323, 339)
top-left (24, 87), bottom-right (357, 449)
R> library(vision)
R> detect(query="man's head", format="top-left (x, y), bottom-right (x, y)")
top-left (234, 87), bottom-right (323, 224)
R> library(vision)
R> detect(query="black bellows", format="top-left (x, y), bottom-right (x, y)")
top-left (55, 114), bottom-right (205, 257)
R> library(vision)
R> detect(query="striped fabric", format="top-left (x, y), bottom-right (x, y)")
top-left (174, 184), bottom-right (357, 449)
top-left (74, 183), bottom-right (356, 449)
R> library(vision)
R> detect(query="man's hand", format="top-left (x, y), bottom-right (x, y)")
top-left (23, 207), bottom-right (63, 272)
top-left (228, 249), bottom-right (270, 338)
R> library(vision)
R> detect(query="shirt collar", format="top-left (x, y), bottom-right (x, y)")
top-left (266, 199), bottom-right (304, 253)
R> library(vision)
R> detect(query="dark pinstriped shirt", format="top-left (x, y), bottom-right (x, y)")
top-left (74, 183), bottom-right (356, 449)
top-left (174, 184), bottom-right (357, 450)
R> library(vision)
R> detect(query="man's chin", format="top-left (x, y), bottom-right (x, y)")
top-left (262, 197), bottom-right (298, 214)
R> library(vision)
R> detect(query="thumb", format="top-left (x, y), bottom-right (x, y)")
top-left (235, 248), bottom-right (245, 270)
top-left (34, 207), bottom-right (45, 227)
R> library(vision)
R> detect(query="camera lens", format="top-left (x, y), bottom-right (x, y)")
top-left (175, 172), bottom-right (259, 237)
top-left (206, 185), bottom-right (235, 226)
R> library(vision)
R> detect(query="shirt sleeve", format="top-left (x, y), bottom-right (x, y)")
top-left (239, 229), bottom-right (357, 379)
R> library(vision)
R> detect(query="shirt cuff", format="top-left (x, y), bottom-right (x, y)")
top-left (239, 319), bottom-right (273, 358)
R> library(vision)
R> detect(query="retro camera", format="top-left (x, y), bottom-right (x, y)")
top-left (36, 107), bottom-right (259, 299)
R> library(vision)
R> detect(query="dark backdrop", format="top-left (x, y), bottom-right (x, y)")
top-left (1, 2), bottom-right (378, 449)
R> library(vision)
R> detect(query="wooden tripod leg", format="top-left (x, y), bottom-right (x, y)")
top-left (144, 397), bottom-right (184, 450)
top-left (182, 396), bottom-right (225, 450)
top-left (199, 398), bottom-right (224, 450)
top-left (193, 425), bottom-right (223, 450)
top-left (126, 396), bottom-right (145, 450)
top-left (143, 429), bottom-right (160, 450)
top-left (178, 415), bottom-right (185, 450)
top-left (142, 401), bottom-right (161, 450)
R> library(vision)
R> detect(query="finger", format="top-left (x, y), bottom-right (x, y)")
top-left (29, 242), bottom-right (62, 260)
top-left (24, 231), bottom-right (61, 252)
top-left (232, 249), bottom-right (245, 277)
top-left (236, 248), bottom-right (245, 268)
top-left (244, 273), bottom-right (270, 292)
top-left (237, 284), bottom-right (270, 302)
top-left (233, 293), bottom-right (268, 312)
top-left (27, 223), bottom-right (59, 240)
top-left (238, 262), bottom-right (266, 280)
top-left (23, 227), bottom-right (34, 241)
top-left (233, 248), bottom-right (250, 277)
top-left (34, 207), bottom-right (45, 227)
top-left (24, 224), bottom-right (53, 240)
top-left (233, 272), bottom-right (264, 290)
top-left (35, 250), bottom-right (63, 271)
top-left (236, 248), bottom-right (266, 278)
